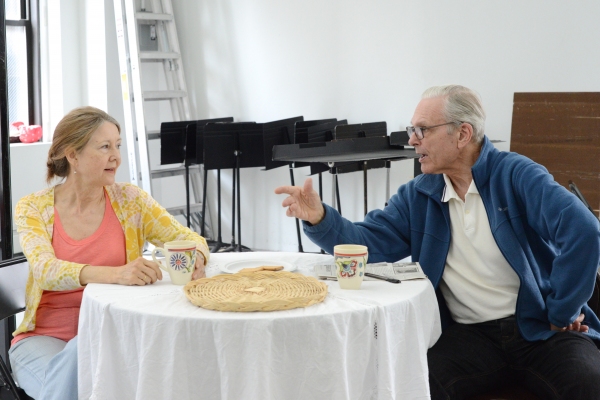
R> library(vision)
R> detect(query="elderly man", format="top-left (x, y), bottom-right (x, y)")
top-left (275, 85), bottom-right (600, 399)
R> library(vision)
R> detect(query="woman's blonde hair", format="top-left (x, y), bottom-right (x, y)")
top-left (46, 106), bottom-right (120, 184)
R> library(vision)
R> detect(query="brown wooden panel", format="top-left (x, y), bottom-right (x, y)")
top-left (511, 92), bottom-right (600, 216)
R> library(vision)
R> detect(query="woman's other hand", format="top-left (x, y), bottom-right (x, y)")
top-left (80, 257), bottom-right (163, 286)
top-left (115, 257), bottom-right (163, 286)
top-left (192, 252), bottom-right (206, 280)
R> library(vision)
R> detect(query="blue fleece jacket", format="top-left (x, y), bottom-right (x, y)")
top-left (304, 136), bottom-right (600, 341)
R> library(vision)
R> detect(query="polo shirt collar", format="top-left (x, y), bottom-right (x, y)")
top-left (442, 174), bottom-right (479, 203)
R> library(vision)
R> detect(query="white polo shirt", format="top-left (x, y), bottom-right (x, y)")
top-left (440, 174), bottom-right (520, 324)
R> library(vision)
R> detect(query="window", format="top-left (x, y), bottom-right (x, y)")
top-left (5, 0), bottom-right (41, 134)
top-left (1, 0), bottom-right (41, 259)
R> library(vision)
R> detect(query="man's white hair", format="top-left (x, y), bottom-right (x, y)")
top-left (422, 85), bottom-right (486, 143)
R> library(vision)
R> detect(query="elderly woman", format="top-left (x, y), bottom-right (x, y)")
top-left (8, 106), bottom-right (209, 399)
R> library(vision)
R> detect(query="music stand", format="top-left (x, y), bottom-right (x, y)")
top-left (160, 120), bottom-right (198, 229)
top-left (204, 122), bottom-right (265, 252)
top-left (273, 123), bottom-right (418, 217)
top-left (330, 122), bottom-right (388, 216)
top-left (159, 117), bottom-right (234, 247)
top-left (183, 123), bottom-right (197, 228)
top-left (262, 116), bottom-right (304, 170)
top-left (287, 119), bottom-right (344, 253)
top-left (256, 116), bottom-right (304, 251)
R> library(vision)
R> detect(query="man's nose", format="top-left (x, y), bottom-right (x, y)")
top-left (408, 131), bottom-right (420, 146)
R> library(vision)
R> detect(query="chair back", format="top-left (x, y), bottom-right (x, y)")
top-left (587, 272), bottom-right (600, 318)
top-left (0, 257), bottom-right (28, 321)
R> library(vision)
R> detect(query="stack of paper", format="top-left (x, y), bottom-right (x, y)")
top-left (314, 261), bottom-right (427, 281)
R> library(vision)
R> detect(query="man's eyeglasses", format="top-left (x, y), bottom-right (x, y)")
top-left (406, 121), bottom-right (461, 140)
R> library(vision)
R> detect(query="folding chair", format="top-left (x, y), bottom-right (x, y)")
top-left (0, 257), bottom-right (31, 400)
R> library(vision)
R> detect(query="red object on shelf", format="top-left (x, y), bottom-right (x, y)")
top-left (19, 125), bottom-right (43, 143)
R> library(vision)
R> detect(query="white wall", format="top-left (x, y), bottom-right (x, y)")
top-left (13, 1), bottom-right (600, 254)
top-left (9, 143), bottom-right (52, 253)
top-left (167, 0), bottom-right (600, 251)
top-left (9, 0), bottom-right (129, 254)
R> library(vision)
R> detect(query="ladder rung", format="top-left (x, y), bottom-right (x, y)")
top-left (167, 203), bottom-right (204, 216)
top-left (140, 51), bottom-right (181, 60)
top-left (144, 90), bottom-right (187, 101)
top-left (151, 165), bottom-right (201, 179)
top-left (136, 12), bottom-right (173, 21)
top-left (147, 130), bottom-right (160, 140)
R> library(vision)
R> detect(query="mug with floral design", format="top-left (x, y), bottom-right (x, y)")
top-left (152, 240), bottom-right (197, 285)
top-left (333, 244), bottom-right (368, 290)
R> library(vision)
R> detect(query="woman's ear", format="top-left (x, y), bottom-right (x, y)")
top-left (65, 147), bottom-right (78, 169)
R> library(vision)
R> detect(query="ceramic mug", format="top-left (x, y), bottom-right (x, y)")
top-left (333, 244), bottom-right (368, 290)
top-left (151, 240), bottom-right (197, 285)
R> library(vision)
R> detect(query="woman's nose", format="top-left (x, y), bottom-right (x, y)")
top-left (111, 146), bottom-right (121, 160)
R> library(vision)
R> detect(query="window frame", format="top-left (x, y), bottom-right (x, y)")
top-left (1, 0), bottom-right (40, 259)
top-left (1, 0), bottom-right (41, 367)
top-left (5, 0), bottom-right (41, 127)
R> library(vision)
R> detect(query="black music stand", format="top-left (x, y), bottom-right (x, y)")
top-left (160, 120), bottom-right (198, 229)
top-left (258, 117), bottom-right (305, 251)
top-left (159, 117), bottom-right (233, 248)
top-left (272, 125), bottom-right (419, 217)
top-left (331, 122), bottom-right (388, 215)
top-left (297, 119), bottom-right (348, 211)
top-left (183, 123), bottom-right (196, 228)
top-left (204, 122), bottom-right (266, 252)
top-left (288, 119), bottom-right (344, 253)
top-left (193, 118), bottom-right (235, 251)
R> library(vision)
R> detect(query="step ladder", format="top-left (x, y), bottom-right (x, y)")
top-left (113, 0), bottom-right (212, 236)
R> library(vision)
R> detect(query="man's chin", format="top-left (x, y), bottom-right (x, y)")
top-left (419, 165), bottom-right (434, 175)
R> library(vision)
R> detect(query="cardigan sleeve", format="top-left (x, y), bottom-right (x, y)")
top-left (135, 186), bottom-right (210, 264)
top-left (15, 194), bottom-right (85, 291)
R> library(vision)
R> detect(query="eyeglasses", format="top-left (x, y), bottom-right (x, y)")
top-left (406, 121), bottom-right (461, 140)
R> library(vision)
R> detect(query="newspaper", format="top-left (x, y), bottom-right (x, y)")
top-left (314, 261), bottom-right (426, 281)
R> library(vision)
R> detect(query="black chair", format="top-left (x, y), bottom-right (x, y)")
top-left (470, 179), bottom-right (600, 400)
top-left (469, 275), bottom-right (600, 400)
top-left (0, 257), bottom-right (32, 400)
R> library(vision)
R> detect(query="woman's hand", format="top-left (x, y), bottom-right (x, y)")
top-left (115, 257), bottom-right (163, 286)
top-left (80, 257), bottom-right (163, 286)
top-left (192, 252), bottom-right (206, 280)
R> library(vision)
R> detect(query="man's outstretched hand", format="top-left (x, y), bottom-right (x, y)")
top-left (274, 177), bottom-right (325, 225)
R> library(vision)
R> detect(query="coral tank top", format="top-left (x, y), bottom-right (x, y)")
top-left (12, 189), bottom-right (126, 345)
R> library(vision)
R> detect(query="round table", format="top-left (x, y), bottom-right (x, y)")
top-left (78, 252), bottom-right (441, 400)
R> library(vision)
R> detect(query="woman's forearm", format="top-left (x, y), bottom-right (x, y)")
top-left (79, 265), bottom-right (116, 285)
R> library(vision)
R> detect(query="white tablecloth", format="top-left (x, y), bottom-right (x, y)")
top-left (78, 252), bottom-right (441, 400)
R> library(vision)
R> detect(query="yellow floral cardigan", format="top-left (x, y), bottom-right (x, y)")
top-left (13, 182), bottom-right (209, 337)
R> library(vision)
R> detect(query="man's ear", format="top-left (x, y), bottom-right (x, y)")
top-left (457, 122), bottom-right (474, 149)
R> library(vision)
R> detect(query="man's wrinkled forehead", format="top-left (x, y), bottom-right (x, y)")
top-left (411, 96), bottom-right (446, 126)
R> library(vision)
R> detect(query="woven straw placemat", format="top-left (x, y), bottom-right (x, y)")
top-left (183, 271), bottom-right (328, 312)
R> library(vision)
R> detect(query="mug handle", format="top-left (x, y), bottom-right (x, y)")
top-left (151, 248), bottom-right (169, 272)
